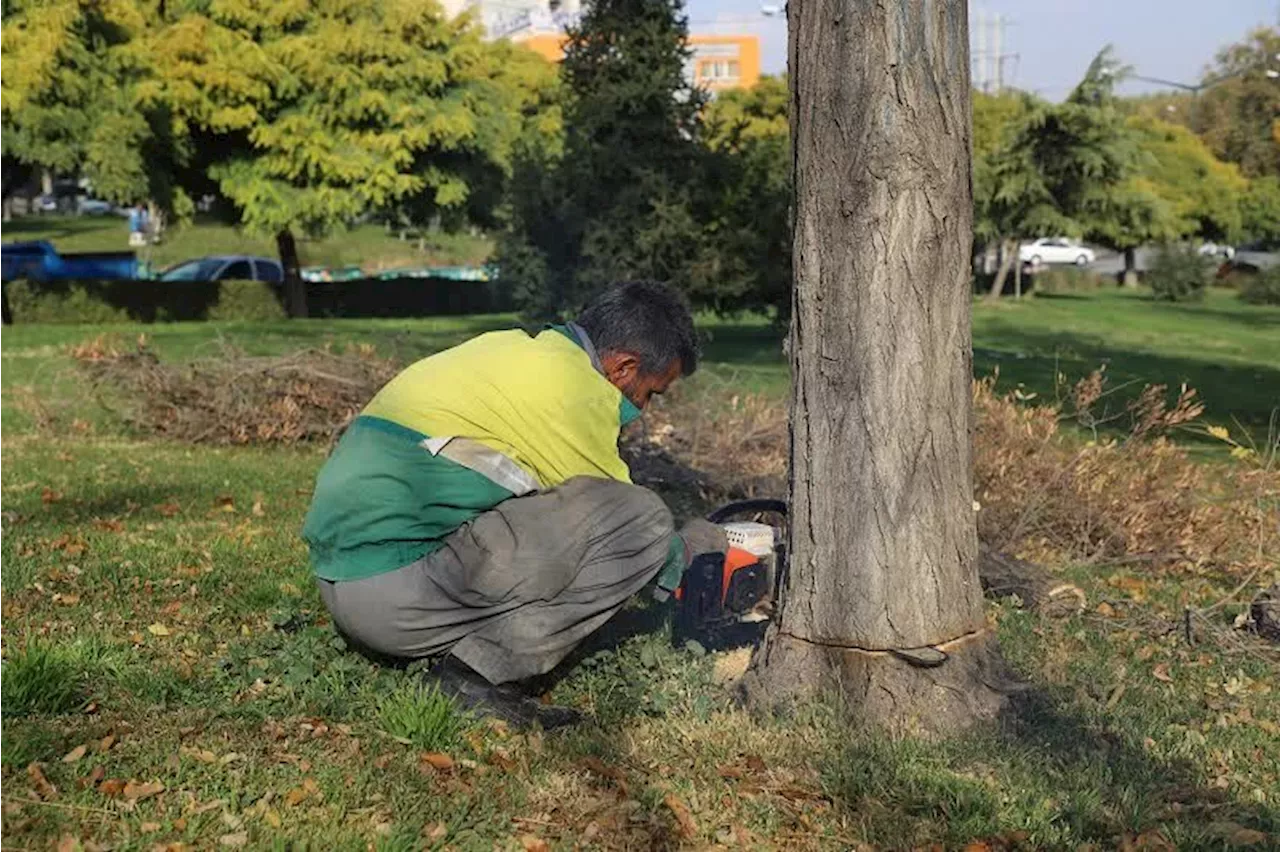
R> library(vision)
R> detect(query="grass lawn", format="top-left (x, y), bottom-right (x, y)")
top-left (2, 215), bottom-right (494, 272)
top-left (2, 293), bottom-right (1278, 849)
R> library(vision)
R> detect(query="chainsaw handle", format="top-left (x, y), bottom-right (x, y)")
top-left (706, 499), bottom-right (788, 524)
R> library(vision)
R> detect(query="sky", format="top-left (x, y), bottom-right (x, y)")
top-left (685, 0), bottom-right (1279, 100)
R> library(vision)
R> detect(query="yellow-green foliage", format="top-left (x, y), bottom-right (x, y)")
top-left (143, 0), bottom-right (546, 240)
top-left (1126, 115), bottom-right (1249, 242)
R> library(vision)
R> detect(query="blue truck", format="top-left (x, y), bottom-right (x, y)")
top-left (1, 240), bottom-right (138, 283)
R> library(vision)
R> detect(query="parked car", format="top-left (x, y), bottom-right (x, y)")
top-left (158, 255), bottom-right (283, 283)
top-left (1225, 241), bottom-right (1280, 274)
top-left (1198, 242), bottom-right (1235, 260)
top-left (1018, 237), bottom-right (1095, 267)
top-left (33, 194), bottom-right (59, 214)
top-left (1, 240), bottom-right (138, 282)
top-left (76, 197), bottom-right (116, 216)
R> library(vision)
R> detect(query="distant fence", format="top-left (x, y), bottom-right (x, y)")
top-left (2, 276), bottom-right (515, 324)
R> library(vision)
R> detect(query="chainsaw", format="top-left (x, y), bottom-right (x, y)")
top-left (672, 499), bottom-right (788, 644)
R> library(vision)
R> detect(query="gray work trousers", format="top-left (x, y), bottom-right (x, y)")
top-left (316, 477), bottom-right (674, 684)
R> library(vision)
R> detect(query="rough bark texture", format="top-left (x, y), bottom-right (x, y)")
top-left (1122, 247), bottom-right (1139, 288)
top-left (744, 0), bottom-right (1008, 735)
top-left (277, 229), bottom-right (309, 319)
top-left (986, 239), bottom-right (1014, 299)
top-left (1252, 584), bottom-right (1280, 644)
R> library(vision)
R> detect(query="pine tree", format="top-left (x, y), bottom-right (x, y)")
top-left (500, 0), bottom-right (706, 317)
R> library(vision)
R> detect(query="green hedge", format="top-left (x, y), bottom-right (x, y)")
top-left (3, 276), bottom-right (513, 324)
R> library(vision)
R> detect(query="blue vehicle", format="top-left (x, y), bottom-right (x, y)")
top-left (1, 241), bottom-right (139, 282)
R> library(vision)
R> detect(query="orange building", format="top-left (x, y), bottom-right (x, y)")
top-left (517, 33), bottom-right (761, 93)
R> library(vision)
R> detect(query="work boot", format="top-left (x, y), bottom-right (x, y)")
top-left (425, 656), bottom-right (582, 731)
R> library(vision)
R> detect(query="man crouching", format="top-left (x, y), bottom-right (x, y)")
top-left (303, 281), bottom-right (726, 728)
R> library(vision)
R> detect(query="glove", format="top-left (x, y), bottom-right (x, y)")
top-left (653, 519), bottom-right (729, 602)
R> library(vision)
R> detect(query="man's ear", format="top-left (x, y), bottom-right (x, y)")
top-left (601, 351), bottom-right (641, 384)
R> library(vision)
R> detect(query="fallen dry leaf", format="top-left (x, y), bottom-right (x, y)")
top-left (420, 752), bottom-right (454, 772)
top-left (962, 843), bottom-right (992, 852)
top-left (218, 832), bottom-right (249, 848)
top-left (27, 763), bottom-right (58, 800)
top-left (156, 502), bottom-right (180, 517)
top-left (216, 495), bottom-right (236, 513)
top-left (1153, 663), bottom-right (1174, 683)
top-left (579, 756), bottom-right (627, 793)
top-left (55, 834), bottom-right (79, 852)
top-left (744, 755), bottom-right (767, 774)
top-left (425, 822), bottom-right (448, 841)
top-left (147, 623), bottom-right (171, 637)
top-left (99, 778), bottom-right (127, 797)
top-left (263, 809), bottom-right (282, 829)
top-left (124, 780), bottom-right (165, 801)
top-left (519, 835), bottom-right (549, 852)
top-left (1096, 601), bottom-right (1117, 617)
top-left (97, 734), bottom-right (117, 753)
top-left (285, 787), bottom-right (309, 807)
top-left (62, 745), bottom-right (88, 764)
top-left (663, 792), bottom-right (698, 838)
top-left (1209, 822), bottom-right (1269, 847)
top-left (181, 747), bottom-right (217, 764)
top-left (252, 499), bottom-right (265, 517)
top-left (79, 766), bottom-right (106, 790)
top-left (140, 822), bottom-right (162, 833)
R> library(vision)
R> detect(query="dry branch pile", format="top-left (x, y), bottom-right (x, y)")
top-left (71, 336), bottom-right (399, 445)
top-left (70, 338), bottom-right (1276, 589)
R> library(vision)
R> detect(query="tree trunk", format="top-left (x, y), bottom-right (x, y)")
top-left (742, 0), bottom-right (1009, 736)
top-left (986, 239), bottom-right (1015, 299)
top-left (1122, 246), bottom-right (1138, 288)
top-left (277, 228), bottom-right (309, 319)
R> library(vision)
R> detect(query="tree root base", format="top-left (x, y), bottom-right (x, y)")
top-left (739, 628), bottom-right (1015, 738)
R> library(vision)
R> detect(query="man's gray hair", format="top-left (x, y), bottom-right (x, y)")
top-left (576, 281), bottom-right (700, 377)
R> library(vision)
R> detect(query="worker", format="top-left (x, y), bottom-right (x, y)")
top-left (303, 281), bottom-right (727, 729)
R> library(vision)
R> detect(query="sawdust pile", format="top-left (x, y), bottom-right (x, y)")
top-left (71, 335), bottom-right (399, 445)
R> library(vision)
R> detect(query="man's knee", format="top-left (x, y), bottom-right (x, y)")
top-left (558, 476), bottom-right (674, 542)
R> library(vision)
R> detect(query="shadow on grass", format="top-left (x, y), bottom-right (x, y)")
top-left (972, 324), bottom-right (1280, 441)
top-left (8, 483), bottom-right (222, 527)
top-left (823, 687), bottom-right (1279, 847)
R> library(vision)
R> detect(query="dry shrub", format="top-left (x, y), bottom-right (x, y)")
top-left (973, 373), bottom-right (1277, 579)
top-left (73, 339), bottom-right (399, 445)
top-left (635, 380), bottom-right (787, 500)
top-left (647, 371), bottom-right (1275, 581)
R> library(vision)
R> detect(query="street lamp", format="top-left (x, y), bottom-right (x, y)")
top-left (1127, 52), bottom-right (1280, 91)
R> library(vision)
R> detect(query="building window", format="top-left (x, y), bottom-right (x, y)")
top-left (699, 59), bottom-right (741, 81)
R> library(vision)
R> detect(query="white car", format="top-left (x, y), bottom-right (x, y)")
top-left (1019, 238), bottom-right (1095, 267)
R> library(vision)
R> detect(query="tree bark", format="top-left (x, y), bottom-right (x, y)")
top-left (1122, 246), bottom-right (1138, 288)
top-left (277, 228), bottom-right (309, 319)
top-left (986, 239), bottom-right (1015, 299)
top-left (742, 0), bottom-right (1009, 736)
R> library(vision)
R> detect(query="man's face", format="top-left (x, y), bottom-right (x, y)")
top-left (601, 353), bottom-right (682, 410)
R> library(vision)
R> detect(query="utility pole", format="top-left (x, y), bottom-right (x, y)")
top-left (971, 9), bottom-right (1018, 93)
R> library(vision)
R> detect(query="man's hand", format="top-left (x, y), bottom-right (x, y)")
top-left (653, 519), bottom-right (728, 601)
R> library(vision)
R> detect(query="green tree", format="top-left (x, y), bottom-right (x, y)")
top-left (499, 0), bottom-right (705, 318)
top-left (0, 0), bottom-right (186, 213)
top-left (147, 0), bottom-right (529, 316)
top-left (1060, 49), bottom-right (1175, 286)
top-left (971, 91), bottom-right (1064, 297)
top-left (1240, 175), bottom-right (1280, 245)
top-left (1188, 27), bottom-right (1280, 179)
top-left (1126, 114), bottom-right (1248, 243)
top-left (695, 75), bottom-right (790, 314)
